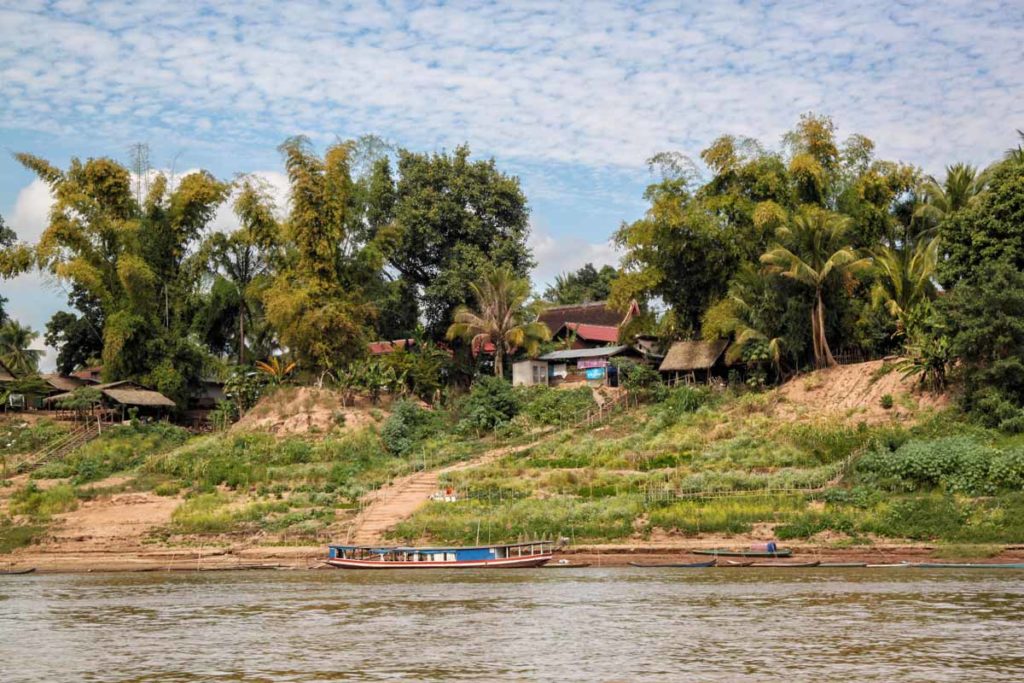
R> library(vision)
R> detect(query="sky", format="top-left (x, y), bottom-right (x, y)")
top-left (1, 0), bottom-right (1022, 370)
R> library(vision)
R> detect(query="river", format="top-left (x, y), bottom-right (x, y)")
top-left (2, 567), bottom-right (1023, 681)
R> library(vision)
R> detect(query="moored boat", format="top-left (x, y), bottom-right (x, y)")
top-left (628, 560), bottom-right (716, 568)
top-left (0, 567), bottom-right (36, 576)
top-left (693, 548), bottom-right (793, 558)
top-left (750, 560), bottom-right (820, 568)
top-left (326, 541), bottom-right (554, 569)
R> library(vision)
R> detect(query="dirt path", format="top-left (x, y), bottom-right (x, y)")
top-left (345, 442), bottom-right (536, 545)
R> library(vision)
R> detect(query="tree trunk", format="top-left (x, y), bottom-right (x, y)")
top-left (238, 308), bottom-right (246, 366)
top-left (816, 290), bottom-right (837, 367)
top-left (494, 343), bottom-right (504, 378)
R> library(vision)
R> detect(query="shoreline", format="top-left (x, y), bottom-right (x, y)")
top-left (6, 543), bottom-right (1024, 574)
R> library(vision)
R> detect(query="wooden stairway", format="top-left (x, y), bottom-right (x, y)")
top-left (12, 421), bottom-right (103, 474)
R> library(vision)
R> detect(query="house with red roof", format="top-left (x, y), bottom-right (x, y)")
top-left (537, 300), bottom-right (641, 349)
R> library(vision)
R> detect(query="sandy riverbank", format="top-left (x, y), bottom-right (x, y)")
top-left (6, 542), bottom-right (1024, 573)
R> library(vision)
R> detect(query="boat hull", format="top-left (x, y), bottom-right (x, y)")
top-left (326, 554), bottom-right (552, 570)
top-left (693, 549), bottom-right (792, 558)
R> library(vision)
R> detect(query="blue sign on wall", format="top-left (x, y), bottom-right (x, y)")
top-left (585, 367), bottom-right (606, 380)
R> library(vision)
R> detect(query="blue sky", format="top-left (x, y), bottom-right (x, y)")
top-left (1, 0), bottom-right (1022, 369)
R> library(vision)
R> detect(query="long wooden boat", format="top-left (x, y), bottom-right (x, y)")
top-left (545, 562), bottom-right (592, 569)
top-left (750, 560), bottom-right (821, 568)
top-left (721, 560), bottom-right (754, 567)
top-left (819, 562), bottom-right (868, 568)
top-left (913, 562), bottom-right (1024, 569)
top-left (326, 541), bottom-right (553, 569)
top-left (628, 560), bottom-right (716, 568)
top-left (0, 567), bottom-right (36, 575)
top-left (693, 548), bottom-right (792, 558)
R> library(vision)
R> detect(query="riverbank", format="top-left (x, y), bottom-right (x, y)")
top-left (7, 542), bottom-right (1024, 574)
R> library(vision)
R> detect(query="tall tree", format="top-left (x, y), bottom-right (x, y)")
top-left (761, 209), bottom-right (871, 367)
top-left (447, 266), bottom-right (550, 378)
top-left (262, 137), bottom-right (379, 376)
top-left (543, 263), bottom-right (618, 305)
top-left (870, 238), bottom-right (939, 336)
top-left (0, 319), bottom-right (42, 375)
top-left (44, 285), bottom-right (105, 374)
top-left (938, 155), bottom-right (1024, 287)
top-left (16, 152), bottom-right (229, 404)
top-left (916, 163), bottom-right (989, 226)
top-left (390, 145), bottom-right (533, 335)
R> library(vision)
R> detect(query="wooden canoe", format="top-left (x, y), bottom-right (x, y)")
top-left (693, 548), bottom-right (792, 558)
top-left (545, 562), bottom-right (592, 568)
top-left (750, 560), bottom-right (821, 568)
top-left (819, 562), bottom-right (868, 568)
top-left (628, 560), bottom-right (717, 568)
top-left (0, 567), bottom-right (36, 575)
top-left (721, 560), bottom-right (754, 567)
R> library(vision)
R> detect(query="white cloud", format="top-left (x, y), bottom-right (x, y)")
top-left (529, 227), bottom-right (620, 294)
top-left (8, 179), bottom-right (53, 243)
top-left (0, 1), bottom-right (1020, 178)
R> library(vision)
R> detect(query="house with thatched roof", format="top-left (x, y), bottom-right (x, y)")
top-left (658, 339), bottom-right (731, 384)
top-left (45, 380), bottom-right (176, 420)
top-left (538, 300), bottom-right (641, 349)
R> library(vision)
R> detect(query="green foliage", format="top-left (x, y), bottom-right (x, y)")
top-left (381, 400), bottom-right (443, 456)
top-left (611, 358), bottom-right (663, 399)
top-left (543, 263), bottom-right (618, 305)
top-left (856, 436), bottom-right (1024, 495)
top-left (880, 394), bottom-right (894, 409)
top-left (390, 145), bottom-right (533, 335)
top-left (516, 386), bottom-right (596, 426)
top-left (0, 418), bottom-right (68, 455)
top-left (10, 482), bottom-right (78, 519)
top-left (33, 423), bottom-right (190, 484)
top-left (0, 516), bottom-right (44, 553)
top-left (457, 376), bottom-right (519, 432)
top-left (941, 261), bottom-right (1024, 429)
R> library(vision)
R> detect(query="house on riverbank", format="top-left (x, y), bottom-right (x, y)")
top-left (658, 340), bottom-right (731, 384)
top-left (538, 300), bottom-right (641, 349)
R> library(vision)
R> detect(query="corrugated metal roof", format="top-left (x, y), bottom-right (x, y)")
top-left (562, 323), bottom-right (620, 343)
top-left (658, 340), bottom-right (729, 372)
top-left (537, 345), bottom-right (631, 361)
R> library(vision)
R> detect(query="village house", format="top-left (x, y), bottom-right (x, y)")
top-left (658, 339), bottom-right (731, 384)
top-left (45, 380), bottom-right (177, 421)
top-left (537, 300), bottom-right (641, 349)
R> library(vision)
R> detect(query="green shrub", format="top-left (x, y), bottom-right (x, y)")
top-left (0, 516), bottom-right (44, 553)
top-left (516, 386), bottom-right (595, 426)
top-left (381, 400), bottom-right (442, 455)
top-left (856, 436), bottom-right (1023, 495)
top-left (457, 376), bottom-right (518, 432)
top-left (865, 494), bottom-right (966, 540)
top-left (10, 482), bottom-right (78, 519)
top-left (880, 394), bottom-right (894, 410)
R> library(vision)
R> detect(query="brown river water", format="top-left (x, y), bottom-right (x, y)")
top-left (2, 567), bottom-right (1024, 682)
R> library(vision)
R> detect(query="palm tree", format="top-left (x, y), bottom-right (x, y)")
top-left (715, 265), bottom-right (786, 376)
top-left (1006, 130), bottom-right (1024, 163)
top-left (761, 210), bottom-right (871, 368)
top-left (871, 238), bottom-right (939, 336)
top-left (447, 266), bottom-right (551, 378)
top-left (915, 163), bottom-right (988, 226)
top-left (0, 320), bottom-right (42, 375)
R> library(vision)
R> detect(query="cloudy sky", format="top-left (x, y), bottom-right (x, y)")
top-left (1, 0), bottom-right (1022, 368)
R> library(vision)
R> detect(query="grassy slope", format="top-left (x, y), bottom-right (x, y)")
top-left (4, 367), bottom-right (1024, 555)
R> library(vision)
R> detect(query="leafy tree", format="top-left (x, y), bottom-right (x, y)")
top-left (390, 145), bottom-right (533, 335)
top-left (938, 156), bottom-right (1024, 287)
top-left (44, 285), bottom-right (104, 375)
top-left (0, 212), bottom-right (33, 280)
top-left (940, 261), bottom-right (1024, 430)
top-left (612, 161), bottom-right (739, 333)
top-left (262, 137), bottom-right (381, 376)
top-left (0, 319), bottom-right (42, 375)
top-left (543, 263), bottom-right (618, 304)
top-left (446, 265), bottom-right (551, 378)
top-left (16, 152), bottom-right (229, 404)
top-left (916, 162), bottom-right (989, 226)
top-left (761, 209), bottom-right (871, 367)
top-left (870, 237), bottom-right (939, 336)
top-left (457, 375), bottom-right (518, 433)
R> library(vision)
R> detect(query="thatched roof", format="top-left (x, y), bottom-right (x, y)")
top-left (538, 300), bottom-right (640, 332)
top-left (45, 380), bottom-right (176, 408)
top-left (658, 340), bottom-right (729, 372)
top-left (41, 374), bottom-right (89, 393)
